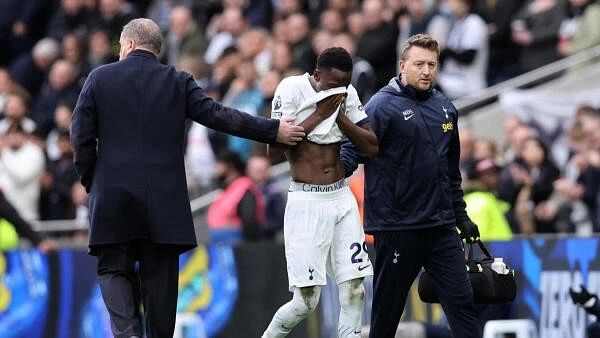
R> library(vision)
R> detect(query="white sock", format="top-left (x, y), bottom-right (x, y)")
top-left (337, 279), bottom-right (365, 337)
top-left (262, 286), bottom-right (321, 338)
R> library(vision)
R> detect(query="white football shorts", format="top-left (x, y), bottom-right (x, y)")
top-left (284, 179), bottom-right (373, 291)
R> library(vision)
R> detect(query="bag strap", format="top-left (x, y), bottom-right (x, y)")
top-left (467, 240), bottom-right (493, 263)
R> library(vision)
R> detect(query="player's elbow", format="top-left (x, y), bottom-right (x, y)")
top-left (364, 141), bottom-right (378, 158)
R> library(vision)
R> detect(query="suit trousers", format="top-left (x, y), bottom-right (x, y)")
top-left (96, 241), bottom-right (180, 338)
top-left (369, 225), bottom-right (480, 338)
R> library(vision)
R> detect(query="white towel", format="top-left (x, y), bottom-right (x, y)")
top-left (293, 86), bottom-right (347, 144)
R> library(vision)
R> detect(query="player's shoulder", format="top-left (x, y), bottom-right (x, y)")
top-left (346, 84), bottom-right (361, 101)
top-left (275, 74), bottom-right (307, 98)
top-left (278, 74), bottom-right (306, 89)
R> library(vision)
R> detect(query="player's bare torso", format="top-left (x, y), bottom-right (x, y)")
top-left (287, 140), bottom-right (344, 185)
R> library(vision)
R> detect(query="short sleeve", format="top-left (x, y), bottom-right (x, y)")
top-left (271, 78), bottom-right (298, 120)
top-left (344, 85), bottom-right (368, 124)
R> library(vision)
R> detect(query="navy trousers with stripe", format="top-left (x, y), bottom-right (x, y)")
top-left (369, 225), bottom-right (480, 338)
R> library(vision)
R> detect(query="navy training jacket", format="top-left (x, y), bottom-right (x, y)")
top-left (341, 77), bottom-right (469, 232)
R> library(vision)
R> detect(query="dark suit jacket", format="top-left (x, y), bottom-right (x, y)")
top-left (71, 49), bottom-right (278, 254)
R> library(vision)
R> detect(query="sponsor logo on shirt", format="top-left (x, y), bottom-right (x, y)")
top-left (442, 121), bottom-right (454, 133)
top-left (274, 95), bottom-right (282, 110)
top-left (402, 109), bottom-right (414, 121)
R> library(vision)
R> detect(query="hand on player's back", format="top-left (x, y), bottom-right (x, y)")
top-left (316, 94), bottom-right (346, 119)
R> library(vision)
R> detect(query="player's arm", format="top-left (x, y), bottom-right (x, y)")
top-left (336, 115), bottom-right (378, 157)
top-left (268, 85), bottom-right (344, 158)
top-left (336, 87), bottom-right (378, 157)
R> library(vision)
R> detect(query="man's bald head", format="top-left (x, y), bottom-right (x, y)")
top-left (120, 18), bottom-right (162, 56)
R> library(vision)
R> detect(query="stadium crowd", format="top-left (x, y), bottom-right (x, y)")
top-left (0, 0), bottom-right (600, 243)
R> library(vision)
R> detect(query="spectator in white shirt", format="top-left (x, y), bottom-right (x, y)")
top-left (437, 0), bottom-right (488, 99)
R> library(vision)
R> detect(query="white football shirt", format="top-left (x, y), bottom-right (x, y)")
top-left (271, 73), bottom-right (367, 144)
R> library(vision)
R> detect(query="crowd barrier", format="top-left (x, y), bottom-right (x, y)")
top-left (0, 236), bottom-right (598, 338)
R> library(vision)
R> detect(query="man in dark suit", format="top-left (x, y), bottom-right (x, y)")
top-left (70, 18), bottom-right (304, 338)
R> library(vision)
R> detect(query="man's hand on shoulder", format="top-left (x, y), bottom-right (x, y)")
top-left (276, 116), bottom-right (305, 146)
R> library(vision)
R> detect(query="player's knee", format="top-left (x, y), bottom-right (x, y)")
top-left (340, 279), bottom-right (365, 307)
top-left (298, 286), bottom-right (320, 313)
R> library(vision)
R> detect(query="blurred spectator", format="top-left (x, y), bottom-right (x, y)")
top-left (502, 115), bottom-right (533, 162)
top-left (0, 69), bottom-right (30, 112)
top-left (0, 123), bottom-right (45, 221)
top-left (161, 5), bottom-right (207, 65)
top-left (176, 54), bottom-right (210, 88)
top-left (473, 138), bottom-right (499, 162)
top-left (0, 0), bottom-right (51, 65)
top-left (185, 121), bottom-right (216, 192)
top-left (274, 0), bottom-right (304, 19)
top-left (88, 29), bottom-right (117, 70)
top-left (332, 33), bottom-right (377, 102)
top-left (464, 158), bottom-right (513, 241)
top-left (270, 42), bottom-right (294, 75)
top-left (30, 59), bottom-right (80, 137)
top-left (246, 154), bottom-right (285, 239)
top-left (271, 18), bottom-right (289, 43)
top-left (178, 53), bottom-right (216, 194)
top-left (91, 0), bottom-right (140, 55)
top-left (47, 0), bottom-right (94, 40)
top-left (296, 29), bottom-right (332, 74)
top-left (473, 0), bottom-right (522, 84)
top-left (223, 61), bottom-right (264, 160)
top-left (61, 32), bottom-right (90, 82)
top-left (204, 6), bottom-right (247, 65)
top-left (8, 38), bottom-right (61, 98)
top-left (438, 0), bottom-right (488, 99)
top-left (258, 69), bottom-right (282, 118)
top-left (286, 13), bottom-right (313, 73)
top-left (40, 130), bottom-right (78, 220)
top-left (319, 9), bottom-right (346, 35)
top-left (511, 137), bottom-right (561, 233)
top-left (557, 0), bottom-right (600, 57)
top-left (210, 46), bottom-right (240, 96)
top-left (244, 0), bottom-right (275, 29)
top-left (537, 106), bottom-right (600, 234)
top-left (398, 0), bottom-right (451, 50)
top-left (207, 151), bottom-right (265, 242)
top-left (0, 93), bottom-right (36, 135)
top-left (256, 69), bottom-right (284, 158)
top-left (46, 101), bottom-right (73, 161)
top-left (356, 0), bottom-right (399, 88)
top-left (347, 11), bottom-right (367, 40)
top-left (511, 0), bottom-right (565, 73)
top-left (146, 0), bottom-right (192, 33)
top-left (236, 28), bottom-right (271, 76)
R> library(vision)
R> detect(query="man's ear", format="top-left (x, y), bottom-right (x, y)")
top-left (313, 69), bottom-right (320, 81)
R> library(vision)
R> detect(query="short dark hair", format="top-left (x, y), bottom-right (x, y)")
top-left (399, 34), bottom-right (439, 61)
top-left (121, 18), bottom-right (162, 54)
top-left (316, 47), bottom-right (353, 73)
top-left (216, 150), bottom-right (246, 175)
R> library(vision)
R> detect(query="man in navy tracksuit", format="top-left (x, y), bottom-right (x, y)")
top-left (341, 34), bottom-right (481, 338)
